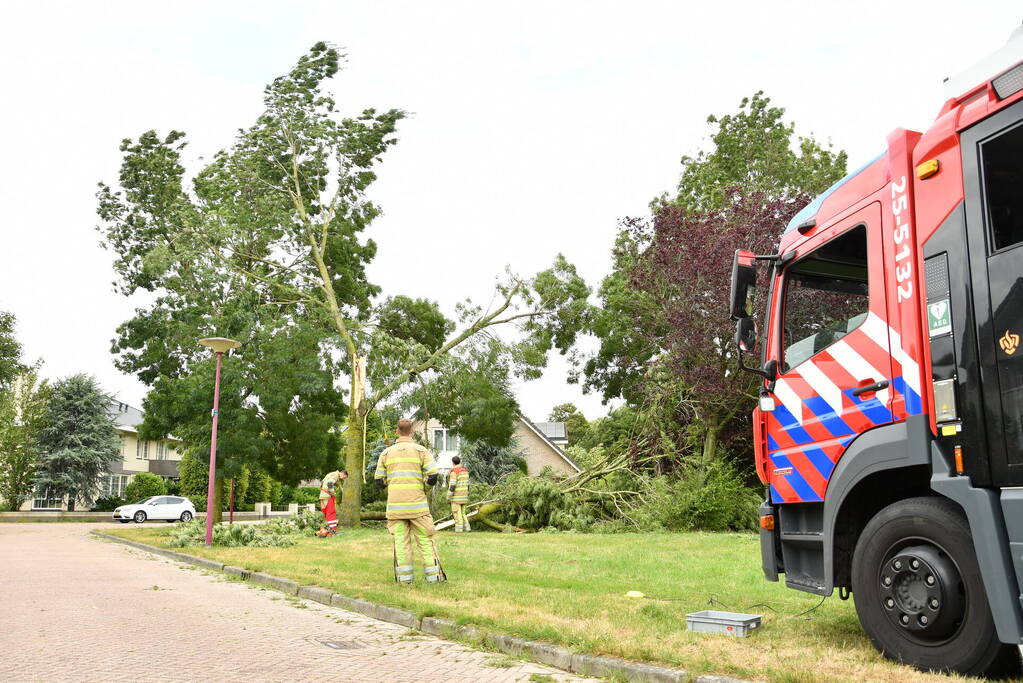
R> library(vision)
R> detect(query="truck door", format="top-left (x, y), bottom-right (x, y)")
top-left (766, 204), bottom-right (894, 503)
top-left (962, 100), bottom-right (1023, 487)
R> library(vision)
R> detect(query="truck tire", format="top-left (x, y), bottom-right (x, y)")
top-left (851, 496), bottom-right (1020, 676)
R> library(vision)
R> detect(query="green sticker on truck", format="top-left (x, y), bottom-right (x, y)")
top-left (928, 299), bottom-right (951, 337)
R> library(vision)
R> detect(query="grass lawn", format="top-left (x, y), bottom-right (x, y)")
top-left (107, 525), bottom-right (979, 683)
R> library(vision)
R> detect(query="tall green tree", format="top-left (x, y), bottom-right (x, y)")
top-left (0, 311), bottom-right (25, 389)
top-left (98, 43), bottom-right (589, 526)
top-left (34, 375), bottom-right (120, 510)
top-left (245, 468), bottom-right (273, 505)
top-left (0, 369), bottom-right (50, 511)
top-left (105, 230), bottom-right (347, 493)
top-left (457, 440), bottom-right (526, 484)
top-left (584, 92), bottom-right (847, 467)
top-left (548, 403), bottom-right (590, 447)
top-left (671, 91), bottom-right (848, 212)
top-left (176, 449), bottom-right (208, 501)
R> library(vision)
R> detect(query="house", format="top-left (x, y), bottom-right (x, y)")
top-left (24, 399), bottom-right (183, 510)
top-left (416, 416), bottom-right (580, 476)
top-left (531, 422), bottom-right (568, 448)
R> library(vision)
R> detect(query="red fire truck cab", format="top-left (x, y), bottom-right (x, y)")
top-left (729, 25), bottom-right (1023, 676)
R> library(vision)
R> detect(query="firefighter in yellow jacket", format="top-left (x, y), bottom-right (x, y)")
top-left (374, 418), bottom-right (446, 584)
top-left (448, 456), bottom-right (470, 532)
top-left (317, 469), bottom-right (347, 536)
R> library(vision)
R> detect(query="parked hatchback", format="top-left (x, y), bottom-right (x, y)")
top-left (113, 496), bottom-right (196, 524)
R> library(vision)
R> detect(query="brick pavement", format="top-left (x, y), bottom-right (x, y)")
top-left (0, 523), bottom-right (597, 682)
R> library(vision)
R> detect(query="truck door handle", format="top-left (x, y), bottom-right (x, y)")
top-left (852, 379), bottom-right (889, 397)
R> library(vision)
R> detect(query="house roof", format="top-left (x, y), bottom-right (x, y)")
top-left (519, 417), bottom-right (581, 473)
top-left (533, 421), bottom-right (567, 441)
top-left (108, 399), bottom-right (145, 430)
top-left (107, 398), bottom-right (181, 442)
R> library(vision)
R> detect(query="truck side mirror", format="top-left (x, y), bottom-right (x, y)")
top-left (735, 316), bottom-right (757, 353)
top-left (729, 249), bottom-right (757, 320)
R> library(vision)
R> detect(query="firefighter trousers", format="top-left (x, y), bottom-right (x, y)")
top-left (450, 502), bottom-right (470, 532)
top-left (322, 496), bottom-right (338, 533)
top-left (387, 515), bottom-right (446, 583)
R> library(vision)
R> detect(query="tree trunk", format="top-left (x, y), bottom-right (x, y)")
top-left (338, 411), bottom-right (365, 527)
top-left (476, 502), bottom-right (528, 533)
top-left (699, 414), bottom-right (720, 482)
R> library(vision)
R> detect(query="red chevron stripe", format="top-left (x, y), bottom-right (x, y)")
top-left (774, 371), bottom-right (846, 444)
top-left (770, 470), bottom-right (802, 504)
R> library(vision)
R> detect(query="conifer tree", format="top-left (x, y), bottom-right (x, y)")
top-left (34, 375), bottom-right (120, 510)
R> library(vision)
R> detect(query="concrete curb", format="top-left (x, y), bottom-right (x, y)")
top-left (91, 531), bottom-right (750, 683)
top-left (223, 565), bottom-right (251, 579)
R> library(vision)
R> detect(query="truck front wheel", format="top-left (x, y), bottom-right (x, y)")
top-left (851, 496), bottom-right (1019, 676)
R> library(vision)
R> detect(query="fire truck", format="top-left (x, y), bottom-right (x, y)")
top-left (728, 25), bottom-right (1023, 675)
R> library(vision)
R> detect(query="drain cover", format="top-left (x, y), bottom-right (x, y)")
top-left (320, 640), bottom-right (362, 650)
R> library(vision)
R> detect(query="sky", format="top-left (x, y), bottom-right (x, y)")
top-left (0, 1), bottom-right (1020, 422)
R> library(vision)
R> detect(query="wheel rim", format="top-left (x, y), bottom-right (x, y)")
top-left (182, 512), bottom-right (192, 522)
top-left (878, 541), bottom-right (967, 643)
top-left (134, 512), bottom-right (145, 523)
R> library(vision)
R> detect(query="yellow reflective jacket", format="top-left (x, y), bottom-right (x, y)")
top-left (319, 470), bottom-right (345, 506)
top-left (374, 437), bottom-right (437, 519)
top-left (448, 466), bottom-right (469, 503)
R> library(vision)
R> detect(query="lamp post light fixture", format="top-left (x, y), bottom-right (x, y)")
top-left (198, 337), bottom-right (241, 547)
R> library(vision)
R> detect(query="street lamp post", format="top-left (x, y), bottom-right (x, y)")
top-left (199, 337), bottom-right (241, 547)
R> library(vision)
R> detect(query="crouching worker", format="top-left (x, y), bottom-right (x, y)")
top-left (318, 469), bottom-right (348, 536)
top-left (448, 456), bottom-right (470, 532)
top-left (375, 418), bottom-right (446, 584)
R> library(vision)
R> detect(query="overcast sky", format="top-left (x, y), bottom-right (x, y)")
top-left (0, 1), bottom-right (1020, 421)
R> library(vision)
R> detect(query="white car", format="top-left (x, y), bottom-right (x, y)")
top-left (113, 496), bottom-right (196, 524)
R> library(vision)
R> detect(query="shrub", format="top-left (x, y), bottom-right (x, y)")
top-left (165, 481), bottom-right (181, 496)
top-left (269, 479), bottom-right (283, 507)
top-left (279, 484), bottom-right (295, 506)
top-left (167, 519), bottom-right (300, 548)
top-left (292, 486), bottom-right (321, 505)
top-left (564, 445), bottom-right (605, 472)
top-left (124, 472), bottom-right (167, 502)
top-left (233, 467), bottom-right (250, 505)
top-left (632, 460), bottom-right (760, 532)
top-left (360, 471), bottom-right (387, 505)
top-left (492, 473), bottom-right (597, 532)
top-left (91, 495), bottom-right (126, 511)
top-left (459, 441), bottom-right (528, 484)
top-left (247, 468), bottom-right (273, 504)
top-left (177, 449), bottom-right (208, 499)
top-left (292, 507), bottom-right (325, 530)
top-left (360, 439), bottom-right (388, 505)
top-left (482, 459), bottom-right (759, 534)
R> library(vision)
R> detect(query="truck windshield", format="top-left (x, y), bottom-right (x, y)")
top-left (781, 225), bottom-right (869, 371)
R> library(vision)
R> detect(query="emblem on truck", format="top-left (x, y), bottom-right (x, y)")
top-left (999, 330), bottom-right (1019, 355)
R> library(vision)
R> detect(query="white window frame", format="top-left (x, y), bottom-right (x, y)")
top-left (32, 486), bottom-right (62, 510)
top-left (103, 474), bottom-right (129, 498)
top-left (431, 428), bottom-right (460, 452)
